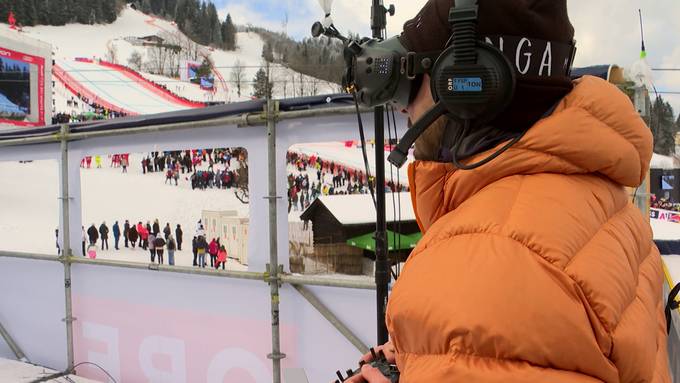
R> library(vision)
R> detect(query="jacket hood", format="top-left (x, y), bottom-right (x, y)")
top-left (409, 76), bottom-right (652, 232)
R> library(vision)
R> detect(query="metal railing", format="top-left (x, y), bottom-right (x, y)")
top-left (0, 103), bottom-right (377, 383)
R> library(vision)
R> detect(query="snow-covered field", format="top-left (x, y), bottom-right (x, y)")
top-left (3, 5), bottom-right (338, 113)
top-left (0, 154), bottom-right (248, 270)
top-left (0, 147), bottom-right (677, 274)
top-left (58, 59), bottom-right (194, 115)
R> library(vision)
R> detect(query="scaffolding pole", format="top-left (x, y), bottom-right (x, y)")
top-left (634, 85), bottom-right (650, 217)
top-left (0, 320), bottom-right (27, 362)
top-left (0, 103), bottom-right (392, 381)
top-left (292, 284), bottom-right (369, 353)
top-left (59, 124), bottom-right (75, 370)
top-left (0, 251), bottom-right (376, 290)
top-left (265, 92), bottom-right (285, 382)
top-left (0, 106), bottom-right (372, 149)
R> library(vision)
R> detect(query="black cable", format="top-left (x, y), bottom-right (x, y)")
top-left (632, 186), bottom-right (640, 204)
top-left (451, 119), bottom-right (530, 170)
top-left (71, 362), bottom-right (118, 383)
top-left (386, 106), bottom-right (398, 280)
top-left (352, 91), bottom-right (377, 208)
top-left (28, 361), bottom-right (116, 383)
top-left (390, 105), bottom-right (403, 279)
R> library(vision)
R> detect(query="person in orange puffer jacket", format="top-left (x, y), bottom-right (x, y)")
top-left (348, 0), bottom-right (671, 382)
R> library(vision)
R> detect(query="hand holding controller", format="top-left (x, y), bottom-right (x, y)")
top-left (334, 343), bottom-right (399, 383)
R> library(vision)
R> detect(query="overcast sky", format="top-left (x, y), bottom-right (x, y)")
top-left (215, 0), bottom-right (680, 113)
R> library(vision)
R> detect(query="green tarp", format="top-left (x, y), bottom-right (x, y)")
top-left (346, 230), bottom-right (421, 252)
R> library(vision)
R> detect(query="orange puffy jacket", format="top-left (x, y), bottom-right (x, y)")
top-left (386, 76), bottom-right (671, 382)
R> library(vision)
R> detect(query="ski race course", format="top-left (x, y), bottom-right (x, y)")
top-left (55, 59), bottom-right (201, 115)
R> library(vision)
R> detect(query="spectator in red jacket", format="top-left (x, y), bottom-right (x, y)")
top-left (216, 245), bottom-right (227, 270)
top-left (208, 238), bottom-right (218, 268)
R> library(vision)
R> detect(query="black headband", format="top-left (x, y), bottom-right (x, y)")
top-left (403, 35), bottom-right (576, 81)
top-left (484, 35), bottom-right (576, 79)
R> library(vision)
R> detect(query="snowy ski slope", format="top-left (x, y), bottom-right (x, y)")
top-left (0, 155), bottom-right (248, 270)
top-left (58, 59), bottom-right (194, 115)
top-left (4, 5), bottom-right (338, 113)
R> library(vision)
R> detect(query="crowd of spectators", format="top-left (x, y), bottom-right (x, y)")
top-left (651, 195), bottom-right (680, 212)
top-left (286, 150), bottom-right (409, 212)
top-left (139, 148), bottom-right (248, 190)
top-left (52, 93), bottom-right (129, 125)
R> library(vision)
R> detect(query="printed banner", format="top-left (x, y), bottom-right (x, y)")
top-left (73, 294), bottom-right (298, 383)
top-left (0, 46), bottom-right (45, 127)
top-left (651, 208), bottom-right (680, 224)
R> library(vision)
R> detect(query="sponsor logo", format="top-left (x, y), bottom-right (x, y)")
top-left (651, 208), bottom-right (680, 224)
top-left (449, 77), bottom-right (482, 92)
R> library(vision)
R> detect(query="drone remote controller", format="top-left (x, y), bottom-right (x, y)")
top-left (334, 347), bottom-right (400, 382)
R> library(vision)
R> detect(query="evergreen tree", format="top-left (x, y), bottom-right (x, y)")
top-left (206, 3), bottom-right (221, 45)
top-left (0, 1), bottom-right (10, 24)
top-left (252, 67), bottom-right (273, 99)
top-left (74, 0), bottom-right (91, 24)
top-left (262, 43), bottom-right (274, 62)
top-left (24, 0), bottom-right (39, 26)
top-left (101, 0), bottom-right (117, 23)
top-left (195, 1), bottom-right (209, 44)
top-left (165, 0), bottom-right (177, 18)
top-left (150, 0), bottom-right (163, 14)
top-left (221, 14), bottom-right (237, 50)
top-left (141, 0), bottom-right (151, 13)
top-left (197, 57), bottom-right (212, 77)
top-left (650, 96), bottom-right (678, 155)
top-left (93, 0), bottom-right (105, 23)
top-left (48, 0), bottom-right (68, 26)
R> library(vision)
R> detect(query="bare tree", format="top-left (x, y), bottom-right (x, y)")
top-left (145, 45), bottom-right (171, 75)
top-left (127, 51), bottom-right (143, 71)
top-left (230, 60), bottom-right (245, 98)
top-left (105, 43), bottom-right (118, 64)
top-left (160, 30), bottom-right (204, 70)
top-left (310, 78), bottom-right (319, 96)
top-left (282, 78), bottom-right (288, 99)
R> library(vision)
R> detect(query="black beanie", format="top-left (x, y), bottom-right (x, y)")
top-left (400, 0), bottom-right (575, 134)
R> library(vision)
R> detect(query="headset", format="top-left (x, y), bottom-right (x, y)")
top-left (337, 0), bottom-right (577, 169)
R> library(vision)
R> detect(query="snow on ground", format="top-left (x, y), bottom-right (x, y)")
top-left (58, 59), bottom-right (193, 115)
top-left (7, 5), bottom-right (338, 110)
top-left (0, 154), bottom-right (248, 270)
top-left (140, 71), bottom-right (217, 103)
top-left (0, 358), bottom-right (98, 383)
top-left (0, 160), bottom-right (60, 255)
top-left (13, 7), bottom-right (171, 61)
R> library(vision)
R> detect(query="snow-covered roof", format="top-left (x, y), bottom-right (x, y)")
top-left (651, 153), bottom-right (680, 170)
top-left (302, 193), bottom-right (415, 225)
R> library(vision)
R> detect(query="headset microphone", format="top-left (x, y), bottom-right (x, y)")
top-left (387, 0), bottom-right (516, 168)
top-left (313, 0), bottom-right (576, 170)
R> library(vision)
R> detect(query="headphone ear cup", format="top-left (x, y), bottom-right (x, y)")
top-left (430, 42), bottom-right (516, 124)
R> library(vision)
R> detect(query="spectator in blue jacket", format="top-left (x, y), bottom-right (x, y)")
top-left (112, 221), bottom-right (121, 250)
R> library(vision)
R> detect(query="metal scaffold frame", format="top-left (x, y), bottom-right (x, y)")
top-left (0, 103), bottom-right (381, 383)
